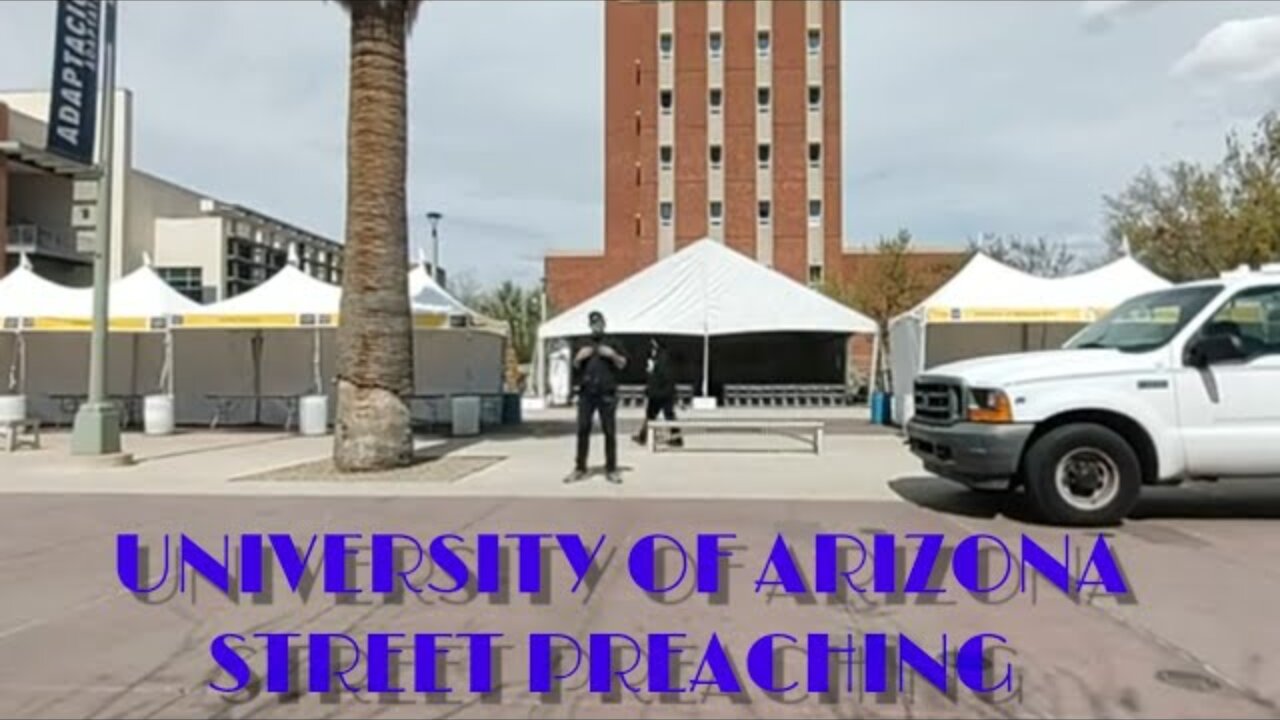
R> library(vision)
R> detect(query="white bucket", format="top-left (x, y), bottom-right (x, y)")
top-left (298, 395), bottom-right (329, 436)
top-left (144, 394), bottom-right (175, 435)
top-left (451, 396), bottom-right (481, 437)
top-left (0, 395), bottom-right (27, 423)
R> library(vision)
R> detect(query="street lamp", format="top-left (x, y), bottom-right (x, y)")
top-left (425, 211), bottom-right (443, 284)
top-left (70, 0), bottom-right (122, 458)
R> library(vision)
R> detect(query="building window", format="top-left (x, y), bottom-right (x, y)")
top-left (808, 28), bottom-right (821, 53)
top-left (635, 59), bottom-right (641, 85)
top-left (634, 111), bottom-right (641, 136)
top-left (808, 142), bottom-right (822, 167)
top-left (709, 144), bottom-right (722, 168)
top-left (660, 145), bottom-right (673, 169)
top-left (659, 32), bottom-right (673, 58)
top-left (635, 162), bottom-right (642, 186)
top-left (808, 264), bottom-right (824, 285)
top-left (757, 143), bottom-right (771, 167)
top-left (709, 30), bottom-right (722, 57)
top-left (157, 267), bottom-right (205, 303)
top-left (660, 201), bottom-right (674, 226)
top-left (757, 86), bottom-right (771, 112)
top-left (660, 89), bottom-right (673, 114)
top-left (709, 87), bottom-right (722, 113)
top-left (757, 29), bottom-right (770, 54)
top-left (758, 200), bottom-right (772, 224)
top-left (808, 199), bottom-right (823, 225)
top-left (635, 213), bottom-right (642, 236)
top-left (808, 85), bottom-right (822, 109)
top-left (709, 201), bottom-right (723, 226)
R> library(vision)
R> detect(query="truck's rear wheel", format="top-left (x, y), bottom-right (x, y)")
top-left (1022, 423), bottom-right (1141, 526)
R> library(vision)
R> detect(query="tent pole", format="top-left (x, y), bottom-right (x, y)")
top-left (312, 327), bottom-right (321, 395)
top-left (868, 332), bottom-right (881, 394)
top-left (701, 331), bottom-right (709, 398)
top-left (164, 327), bottom-right (174, 396)
top-left (252, 331), bottom-right (263, 425)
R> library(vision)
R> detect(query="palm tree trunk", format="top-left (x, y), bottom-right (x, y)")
top-left (334, 0), bottom-right (414, 471)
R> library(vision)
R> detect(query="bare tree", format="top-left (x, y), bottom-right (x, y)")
top-left (968, 234), bottom-right (1081, 277)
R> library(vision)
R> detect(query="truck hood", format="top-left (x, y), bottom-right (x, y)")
top-left (923, 349), bottom-right (1162, 388)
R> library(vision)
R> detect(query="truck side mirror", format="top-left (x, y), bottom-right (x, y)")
top-left (1185, 333), bottom-right (1245, 368)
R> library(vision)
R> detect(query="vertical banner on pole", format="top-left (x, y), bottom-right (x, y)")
top-left (46, 0), bottom-right (103, 166)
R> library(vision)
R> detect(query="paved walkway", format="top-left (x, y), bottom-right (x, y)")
top-left (0, 423), bottom-right (913, 502)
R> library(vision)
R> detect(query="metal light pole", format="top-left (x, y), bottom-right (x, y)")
top-left (425, 211), bottom-right (442, 284)
top-left (71, 0), bottom-right (121, 456)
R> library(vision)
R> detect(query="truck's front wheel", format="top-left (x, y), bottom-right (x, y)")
top-left (1022, 423), bottom-right (1141, 526)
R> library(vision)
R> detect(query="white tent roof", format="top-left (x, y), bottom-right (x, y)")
top-left (181, 264), bottom-right (341, 328)
top-left (539, 238), bottom-right (878, 339)
top-left (109, 263), bottom-right (204, 318)
top-left (895, 253), bottom-right (1171, 325)
top-left (0, 256), bottom-right (88, 324)
top-left (1050, 255), bottom-right (1170, 307)
top-left (408, 264), bottom-right (476, 316)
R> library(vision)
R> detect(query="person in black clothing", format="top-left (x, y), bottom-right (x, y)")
top-left (633, 338), bottom-right (682, 447)
top-left (566, 310), bottom-right (627, 484)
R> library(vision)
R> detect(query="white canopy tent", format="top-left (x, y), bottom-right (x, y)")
top-left (888, 254), bottom-right (1171, 423)
top-left (174, 262), bottom-right (345, 425)
top-left (406, 262), bottom-right (507, 398)
top-left (0, 255), bottom-right (88, 405)
top-left (538, 238), bottom-right (878, 399)
top-left (0, 256), bottom-right (203, 422)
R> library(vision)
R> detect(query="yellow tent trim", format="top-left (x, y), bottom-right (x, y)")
top-left (176, 313), bottom-right (335, 329)
top-left (413, 313), bottom-right (449, 329)
top-left (924, 307), bottom-right (1109, 324)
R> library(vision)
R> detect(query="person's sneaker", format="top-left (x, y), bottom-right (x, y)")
top-left (667, 437), bottom-right (684, 448)
top-left (564, 468), bottom-right (588, 484)
top-left (631, 434), bottom-right (645, 446)
top-left (605, 470), bottom-right (623, 484)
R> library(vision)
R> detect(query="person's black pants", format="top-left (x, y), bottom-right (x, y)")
top-left (575, 392), bottom-right (618, 472)
top-left (637, 395), bottom-right (678, 442)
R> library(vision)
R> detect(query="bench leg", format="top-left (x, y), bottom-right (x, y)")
top-left (649, 426), bottom-right (657, 453)
top-left (4, 430), bottom-right (14, 453)
top-left (814, 428), bottom-right (824, 455)
top-left (32, 424), bottom-right (40, 450)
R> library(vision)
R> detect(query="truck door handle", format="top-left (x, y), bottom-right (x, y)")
top-left (1137, 379), bottom-right (1169, 390)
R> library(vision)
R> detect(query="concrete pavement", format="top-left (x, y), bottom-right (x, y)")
top-left (1, 413), bottom-right (1279, 718)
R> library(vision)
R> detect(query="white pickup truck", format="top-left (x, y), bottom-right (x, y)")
top-left (905, 265), bottom-right (1280, 525)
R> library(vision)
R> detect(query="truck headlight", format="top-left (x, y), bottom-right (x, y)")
top-left (967, 388), bottom-right (1012, 423)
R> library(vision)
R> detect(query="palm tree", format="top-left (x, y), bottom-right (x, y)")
top-left (332, 0), bottom-right (423, 471)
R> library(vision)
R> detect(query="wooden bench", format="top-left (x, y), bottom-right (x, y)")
top-left (0, 419), bottom-right (41, 452)
top-left (648, 419), bottom-right (825, 454)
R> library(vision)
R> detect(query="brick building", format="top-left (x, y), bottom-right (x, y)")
top-left (548, 0), bottom-right (845, 311)
top-left (545, 1), bottom-right (963, 311)
top-left (542, 0), bottom-right (966, 386)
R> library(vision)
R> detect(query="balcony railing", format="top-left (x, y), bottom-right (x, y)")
top-left (5, 224), bottom-right (90, 263)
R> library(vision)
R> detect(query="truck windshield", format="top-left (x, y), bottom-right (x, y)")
top-left (1065, 285), bottom-right (1223, 352)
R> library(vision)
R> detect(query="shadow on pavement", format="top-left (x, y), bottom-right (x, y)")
top-left (890, 475), bottom-right (1280, 524)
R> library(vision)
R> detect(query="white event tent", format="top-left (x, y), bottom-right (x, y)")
top-left (888, 253), bottom-right (1171, 423)
top-left (538, 238), bottom-right (878, 399)
top-left (405, 261), bottom-right (507, 398)
top-left (0, 255), bottom-right (202, 422)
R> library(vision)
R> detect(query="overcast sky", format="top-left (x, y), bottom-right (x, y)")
top-left (3, 0), bottom-right (1279, 286)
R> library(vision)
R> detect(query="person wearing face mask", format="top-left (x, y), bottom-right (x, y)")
top-left (633, 338), bottom-right (682, 447)
top-left (565, 310), bottom-right (627, 484)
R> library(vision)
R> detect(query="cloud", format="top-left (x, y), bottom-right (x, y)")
top-left (1081, 0), bottom-right (1165, 31)
top-left (1172, 15), bottom-right (1280, 85)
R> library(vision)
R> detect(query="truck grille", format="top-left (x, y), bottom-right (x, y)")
top-left (913, 379), bottom-right (962, 424)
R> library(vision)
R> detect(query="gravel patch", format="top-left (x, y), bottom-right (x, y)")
top-left (233, 453), bottom-right (504, 483)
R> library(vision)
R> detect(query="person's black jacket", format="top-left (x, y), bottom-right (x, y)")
top-left (575, 337), bottom-right (624, 396)
top-left (645, 347), bottom-right (676, 399)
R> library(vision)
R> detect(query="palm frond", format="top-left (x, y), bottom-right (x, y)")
top-left (331, 0), bottom-right (425, 30)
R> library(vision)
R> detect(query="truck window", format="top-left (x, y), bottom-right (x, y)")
top-left (1200, 285), bottom-right (1280, 358)
top-left (1066, 285), bottom-right (1222, 353)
